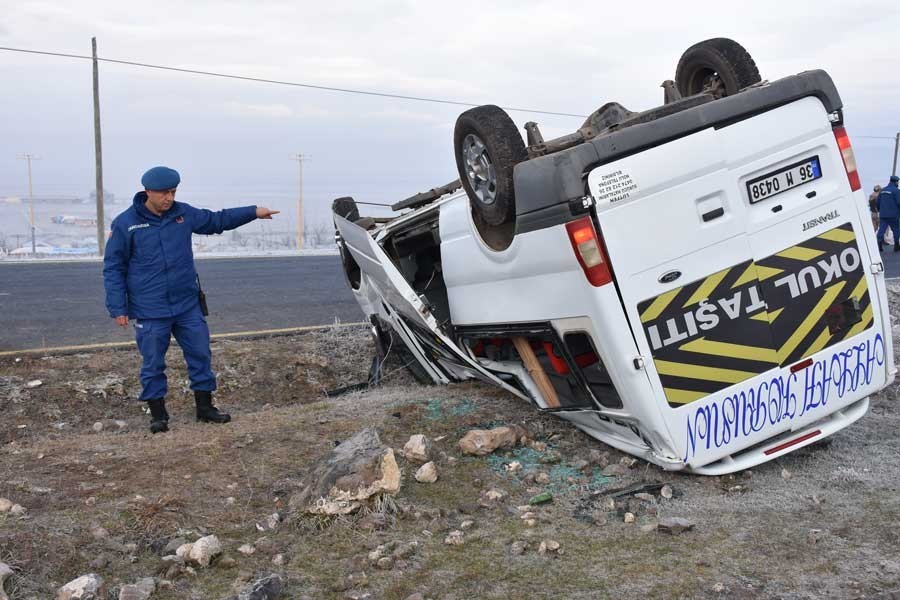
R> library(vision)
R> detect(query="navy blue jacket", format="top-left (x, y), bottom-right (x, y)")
top-left (103, 193), bottom-right (257, 319)
top-left (877, 183), bottom-right (900, 219)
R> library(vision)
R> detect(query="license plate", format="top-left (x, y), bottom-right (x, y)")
top-left (747, 156), bottom-right (822, 204)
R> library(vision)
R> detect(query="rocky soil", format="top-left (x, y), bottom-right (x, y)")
top-left (1, 313), bottom-right (900, 599)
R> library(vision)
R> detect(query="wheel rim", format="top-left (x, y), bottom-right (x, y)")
top-left (462, 133), bottom-right (497, 206)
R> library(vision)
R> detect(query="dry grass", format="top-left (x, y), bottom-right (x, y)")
top-left (1, 324), bottom-right (899, 598)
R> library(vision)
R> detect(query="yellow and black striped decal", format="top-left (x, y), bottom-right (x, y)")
top-left (637, 223), bottom-right (872, 408)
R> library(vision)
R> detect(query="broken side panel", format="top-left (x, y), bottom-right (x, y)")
top-left (334, 214), bottom-right (526, 399)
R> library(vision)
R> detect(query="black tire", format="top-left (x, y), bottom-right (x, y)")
top-left (453, 105), bottom-right (527, 227)
top-left (675, 38), bottom-right (761, 98)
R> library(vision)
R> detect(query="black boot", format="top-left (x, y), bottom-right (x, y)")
top-left (894, 242), bottom-right (899, 252)
top-left (194, 390), bottom-right (231, 424)
top-left (879, 240), bottom-right (884, 252)
top-left (147, 398), bottom-right (169, 434)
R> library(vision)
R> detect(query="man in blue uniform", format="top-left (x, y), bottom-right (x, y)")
top-left (877, 175), bottom-right (900, 252)
top-left (103, 166), bottom-right (279, 433)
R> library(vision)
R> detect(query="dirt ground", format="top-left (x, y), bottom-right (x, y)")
top-left (1, 319), bottom-right (900, 599)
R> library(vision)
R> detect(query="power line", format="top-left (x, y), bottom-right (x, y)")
top-left (0, 45), bottom-right (588, 119)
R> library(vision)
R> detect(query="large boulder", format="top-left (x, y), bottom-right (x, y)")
top-left (290, 428), bottom-right (401, 515)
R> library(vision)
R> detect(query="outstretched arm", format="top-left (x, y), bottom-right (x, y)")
top-left (190, 205), bottom-right (279, 234)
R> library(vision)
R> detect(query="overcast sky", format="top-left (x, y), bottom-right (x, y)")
top-left (1, 0), bottom-right (898, 232)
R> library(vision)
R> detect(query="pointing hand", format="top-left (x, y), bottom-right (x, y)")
top-left (256, 207), bottom-right (280, 219)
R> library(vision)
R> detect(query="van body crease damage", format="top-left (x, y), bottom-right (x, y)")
top-left (331, 48), bottom-right (894, 474)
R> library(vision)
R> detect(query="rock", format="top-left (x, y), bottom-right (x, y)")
top-left (238, 544), bottom-right (255, 556)
top-left (114, 420), bottom-right (128, 429)
top-left (375, 556), bottom-right (394, 570)
top-left (781, 467), bottom-right (793, 482)
top-left (25, 380), bottom-right (42, 389)
top-left (660, 485), bottom-right (673, 499)
top-left (624, 512), bottom-right (636, 524)
top-left (9, 505), bottom-right (26, 517)
top-left (175, 543), bottom-right (194, 559)
top-left (530, 441), bottom-right (548, 452)
top-left (620, 457), bottom-right (638, 468)
top-left (528, 492), bottom-right (553, 505)
top-left (401, 434), bottom-right (432, 463)
top-left (404, 594), bottom-right (425, 600)
top-left (92, 422), bottom-right (104, 433)
top-left (589, 449), bottom-right (609, 467)
top-left (117, 578), bottom-right (156, 600)
top-left (188, 535), bottom-right (223, 567)
top-left (235, 574), bottom-right (284, 600)
top-left (640, 522), bottom-right (657, 533)
top-left (458, 426), bottom-right (525, 456)
top-left (163, 537), bottom-right (187, 555)
top-left (88, 555), bottom-right (110, 570)
top-left (634, 493), bottom-right (655, 502)
top-left (415, 462), bottom-right (438, 483)
top-left (444, 530), bottom-right (464, 545)
top-left (807, 528), bottom-right (824, 544)
top-left (217, 555), bottom-right (238, 569)
top-left (459, 519), bottom-right (475, 530)
top-left (289, 428), bottom-right (401, 515)
top-left (601, 464), bottom-right (627, 477)
top-left (538, 540), bottom-right (561, 556)
top-left (56, 574), bottom-right (106, 599)
top-left (534, 471), bottom-right (550, 485)
top-left (0, 562), bottom-right (13, 600)
top-left (504, 461), bottom-right (522, 473)
top-left (272, 554), bottom-right (285, 566)
top-left (256, 512), bottom-right (281, 532)
top-left (392, 542), bottom-right (418, 559)
top-left (478, 488), bottom-right (507, 507)
top-left (713, 583), bottom-right (725, 593)
top-left (0, 499), bottom-right (12, 513)
top-left (658, 517), bottom-right (695, 535)
top-left (510, 541), bottom-right (528, 555)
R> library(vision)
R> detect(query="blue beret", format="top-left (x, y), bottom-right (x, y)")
top-left (891, 175), bottom-right (900, 183)
top-left (141, 166), bottom-right (180, 191)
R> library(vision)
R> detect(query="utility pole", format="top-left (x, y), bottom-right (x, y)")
top-left (892, 132), bottom-right (899, 177)
top-left (289, 154), bottom-right (307, 250)
top-left (17, 153), bottom-right (40, 254)
top-left (92, 37), bottom-right (105, 255)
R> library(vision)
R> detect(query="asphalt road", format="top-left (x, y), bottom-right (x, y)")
top-left (0, 256), bottom-right (365, 351)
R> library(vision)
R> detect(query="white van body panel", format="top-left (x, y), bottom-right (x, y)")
top-left (333, 75), bottom-right (894, 475)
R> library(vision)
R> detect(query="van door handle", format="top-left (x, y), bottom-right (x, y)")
top-left (702, 207), bottom-right (725, 222)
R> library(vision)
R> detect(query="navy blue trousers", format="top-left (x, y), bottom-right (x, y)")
top-left (877, 217), bottom-right (900, 245)
top-left (134, 303), bottom-right (216, 401)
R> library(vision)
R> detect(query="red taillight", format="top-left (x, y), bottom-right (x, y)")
top-left (833, 126), bottom-right (861, 192)
top-left (565, 216), bottom-right (612, 287)
top-left (790, 358), bottom-right (814, 373)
